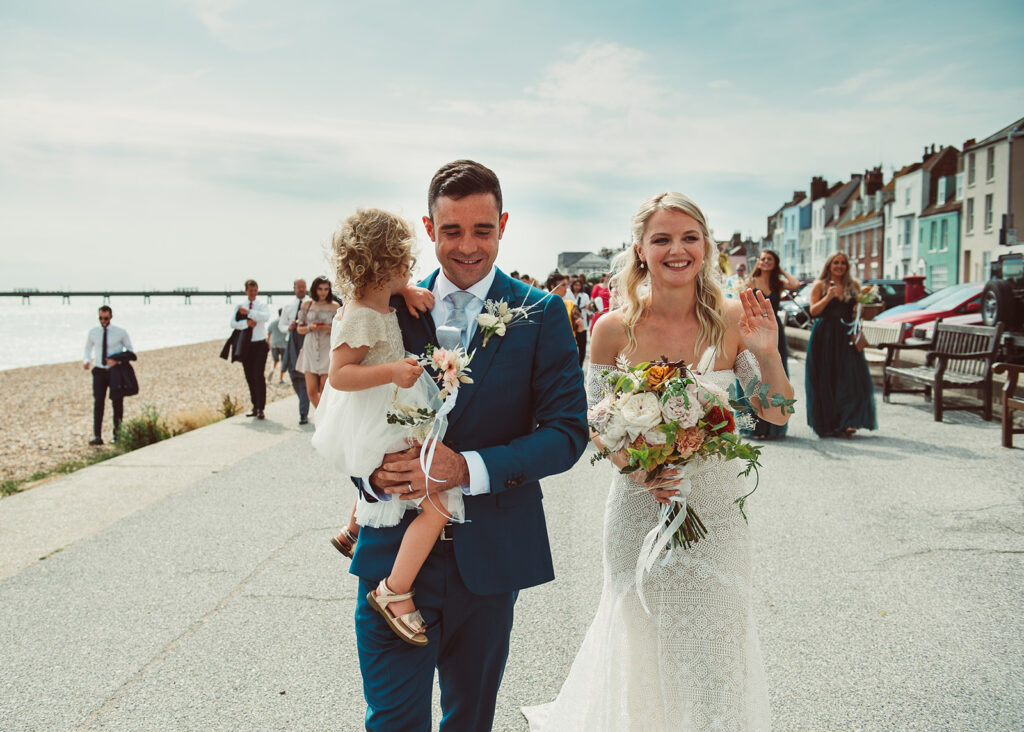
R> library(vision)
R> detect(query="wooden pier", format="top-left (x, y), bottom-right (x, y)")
top-left (0, 290), bottom-right (296, 305)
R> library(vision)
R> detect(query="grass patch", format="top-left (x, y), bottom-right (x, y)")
top-left (1, 449), bottom-right (123, 497)
top-left (221, 393), bottom-right (244, 418)
top-left (115, 405), bottom-right (172, 451)
top-left (168, 406), bottom-right (223, 435)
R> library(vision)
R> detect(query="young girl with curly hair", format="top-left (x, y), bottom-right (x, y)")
top-left (311, 207), bottom-right (465, 647)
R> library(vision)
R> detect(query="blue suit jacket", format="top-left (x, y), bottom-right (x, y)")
top-left (349, 268), bottom-right (589, 595)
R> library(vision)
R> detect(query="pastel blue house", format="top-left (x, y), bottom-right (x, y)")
top-left (916, 173), bottom-right (962, 289)
top-left (780, 192), bottom-right (808, 274)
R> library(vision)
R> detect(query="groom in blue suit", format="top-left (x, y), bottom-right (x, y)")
top-left (350, 160), bottom-right (588, 730)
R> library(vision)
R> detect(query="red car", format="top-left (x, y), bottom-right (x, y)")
top-left (873, 283), bottom-right (984, 340)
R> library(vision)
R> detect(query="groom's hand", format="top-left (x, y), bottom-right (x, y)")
top-left (375, 442), bottom-right (470, 500)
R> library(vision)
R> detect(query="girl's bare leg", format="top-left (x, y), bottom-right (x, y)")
top-left (305, 372), bottom-right (321, 408)
top-left (382, 498), bottom-right (450, 617)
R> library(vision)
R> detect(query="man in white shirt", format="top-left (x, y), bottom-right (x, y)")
top-left (278, 278), bottom-right (310, 424)
top-left (230, 279), bottom-right (271, 419)
top-left (82, 305), bottom-right (134, 445)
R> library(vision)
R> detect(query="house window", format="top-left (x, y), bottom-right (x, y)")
top-left (986, 148), bottom-right (995, 181)
top-left (905, 187), bottom-right (911, 206)
top-left (940, 219), bottom-right (948, 251)
top-left (930, 264), bottom-right (949, 289)
top-left (901, 218), bottom-right (912, 252)
top-left (982, 251), bottom-right (992, 278)
top-left (966, 198), bottom-right (975, 232)
top-left (968, 152), bottom-right (976, 185)
top-left (985, 194), bottom-right (994, 230)
top-left (929, 221), bottom-right (937, 252)
top-left (872, 232), bottom-right (878, 256)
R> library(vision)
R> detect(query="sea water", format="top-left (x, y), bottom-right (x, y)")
top-left (0, 295), bottom-right (293, 371)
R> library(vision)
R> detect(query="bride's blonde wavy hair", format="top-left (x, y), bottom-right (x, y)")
top-left (611, 192), bottom-right (727, 359)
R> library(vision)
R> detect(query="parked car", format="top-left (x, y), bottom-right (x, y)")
top-left (876, 282), bottom-right (984, 322)
top-left (982, 251), bottom-right (1023, 331)
top-left (910, 312), bottom-right (985, 341)
top-left (862, 278), bottom-right (931, 311)
top-left (873, 284), bottom-right (984, 340)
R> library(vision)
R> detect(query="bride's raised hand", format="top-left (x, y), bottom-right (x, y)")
top-left (738, 288), bottom-right (778, 357)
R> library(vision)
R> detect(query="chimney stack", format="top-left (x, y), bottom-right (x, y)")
top-left (810, 176), bottom-right (829, 201)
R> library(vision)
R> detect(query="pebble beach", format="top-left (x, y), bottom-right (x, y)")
top-left (0, 340), bottom-right (296, 486)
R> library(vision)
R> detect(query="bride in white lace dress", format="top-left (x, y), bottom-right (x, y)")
top-left (524, 192), bottom-right (793, 731)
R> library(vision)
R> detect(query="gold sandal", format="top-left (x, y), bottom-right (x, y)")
top-left (330, 528), bottom-right (358, 558)
top-left (366, 579), bottom-right (428, 646)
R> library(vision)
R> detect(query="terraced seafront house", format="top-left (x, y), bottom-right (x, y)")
top-left (917, 168), bottom-right (963, 289)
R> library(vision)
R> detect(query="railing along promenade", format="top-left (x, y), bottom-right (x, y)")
top-left (1, 290), bottom-right (296, 304)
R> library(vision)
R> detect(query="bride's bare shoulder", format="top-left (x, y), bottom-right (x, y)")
top-left (721, 298), bottom-right (744, 325)
top-left (590, 311), bottom-right (628, 364)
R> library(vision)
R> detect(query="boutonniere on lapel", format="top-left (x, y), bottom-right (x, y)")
top-left (475, 299), bottom-right (532, 347)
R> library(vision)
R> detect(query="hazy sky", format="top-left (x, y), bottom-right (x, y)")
top-left (2, 0), bottom-right (1022, 290)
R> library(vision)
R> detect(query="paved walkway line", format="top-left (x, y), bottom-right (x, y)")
top-left (0, 396), bottom-right (304, 581)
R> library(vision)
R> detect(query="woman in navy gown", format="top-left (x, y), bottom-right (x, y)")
top-left (805, 252), bottom-right (877, 437)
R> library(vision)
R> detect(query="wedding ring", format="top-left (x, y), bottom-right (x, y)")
top-left (761, 311), bottom-right (770, 318)
top-left (406, 483), bottom-right (413, 493)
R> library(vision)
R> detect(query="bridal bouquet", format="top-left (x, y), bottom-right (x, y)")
top-left (589, 358), bottom-right (779, 551)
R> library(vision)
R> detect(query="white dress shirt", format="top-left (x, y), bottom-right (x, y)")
top-left (230, 298), bottom-right (270, 340)
top-left (279, 296), bottom-right (305, 336)
top-left (83, 324), bottom-right (133, 369)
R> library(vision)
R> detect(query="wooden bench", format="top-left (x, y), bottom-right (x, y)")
top-left (881, 321), bottom-right (1004, 421)
top-left (859, 321), bottom-right (911, 364)
top-left (993, 362), bottom-right (1024, 447)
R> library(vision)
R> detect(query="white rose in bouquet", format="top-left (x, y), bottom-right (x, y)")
top-left (661, 393), bottom-right (703, 429)
top-left (620, 391), bottom-right (662, 439)
top-left (643, 427), bottom-right (668, 446)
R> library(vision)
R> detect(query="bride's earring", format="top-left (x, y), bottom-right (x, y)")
top-left (635, 249), bottom-right (646, 270)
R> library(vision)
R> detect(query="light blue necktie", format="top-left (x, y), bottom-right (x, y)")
top-left (444, 291), bottom-right (476, 349)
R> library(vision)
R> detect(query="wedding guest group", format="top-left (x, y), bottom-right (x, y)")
top-left (82, 305), bottom-right (134, 446)
top-left (228, 279), bottom-right (270, 420)
top-left (805, 251), bottom-right (877, 437)
top-left (741, 249), bottom-right (800, 440)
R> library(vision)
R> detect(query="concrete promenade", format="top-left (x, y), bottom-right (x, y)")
top-left (1, 360), bottom-right (1021, 731)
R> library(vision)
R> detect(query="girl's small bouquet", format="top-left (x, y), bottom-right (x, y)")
top-left (589, 358), bottom-right (792, 552)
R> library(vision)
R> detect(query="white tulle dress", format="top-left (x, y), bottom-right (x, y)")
top-left (310, 304), bottom-right (464, 528)
top-left (523, 347), bottom-right (771, 731)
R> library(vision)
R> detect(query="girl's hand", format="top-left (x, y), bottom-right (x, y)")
top-left (390, 357), bottom-right (422, 388)
top-left (614, 452), bottom-right (683, 505)
top-left (737, 288), bottom-right (778, 358)
top-left (401, 286), bottom-right (435, 319)
top-left (826, 281), bottom-right (841, 300)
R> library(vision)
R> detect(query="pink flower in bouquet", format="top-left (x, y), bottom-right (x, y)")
top-left (588, 395), bottom-right (615, 432)
top-left (661, 391), bottom-right (702, 429)
top-left (432, 349), bottom-right (455, 373)
top-left (674, 425), bottom-right (706, 458)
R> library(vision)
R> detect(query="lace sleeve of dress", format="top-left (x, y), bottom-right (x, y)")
top-left (586, 363), bottom-right (617, 409)
top-left (330, 306), bottom-right (384, 351)
top-left (734, 349), bottom-right (762, 390)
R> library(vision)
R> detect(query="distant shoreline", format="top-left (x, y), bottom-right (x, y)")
top-left (0, 339), bottom-right (295, 485)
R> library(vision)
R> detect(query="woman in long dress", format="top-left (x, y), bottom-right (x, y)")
top-left (295, 275), bottom-right (340, 408)
top-left (804, 251), bottom-right (877, 437)
top-left (524, 192), bottom-right (792, 731)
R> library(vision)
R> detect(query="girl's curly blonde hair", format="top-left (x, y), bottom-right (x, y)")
top-left (332, 208), bottom-right (417, 300)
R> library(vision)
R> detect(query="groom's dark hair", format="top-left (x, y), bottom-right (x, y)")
top-left (427, 159), bottom-right (502, 218)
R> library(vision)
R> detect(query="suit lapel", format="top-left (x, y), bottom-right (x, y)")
top-left (446, 270), bottom-right (515, 426)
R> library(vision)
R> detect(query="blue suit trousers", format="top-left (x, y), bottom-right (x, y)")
top-left (355, 540), bottom-right (516, 732)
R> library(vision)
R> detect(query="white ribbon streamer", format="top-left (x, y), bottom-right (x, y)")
top-left (633, 465), bottom-right (695, 614)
